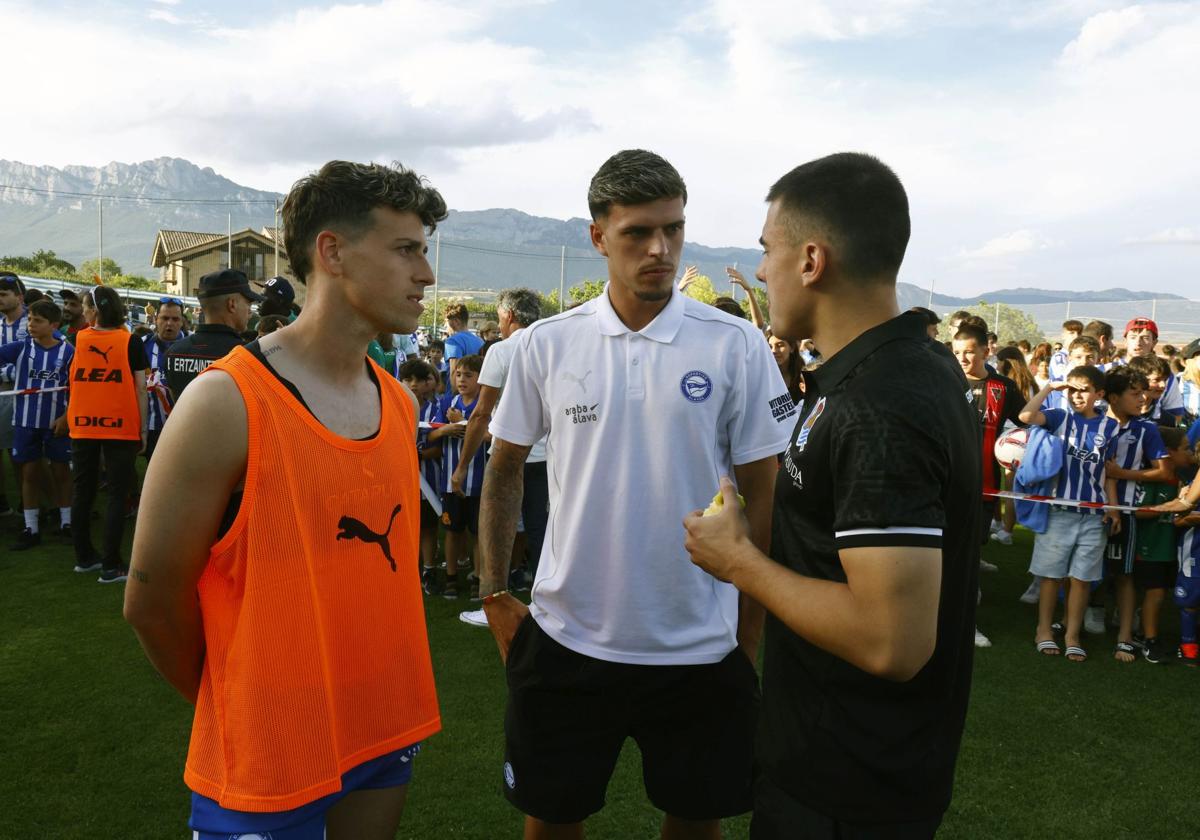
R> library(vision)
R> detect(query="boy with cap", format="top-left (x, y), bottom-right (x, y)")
top-left (1123, 317), bottom-right (1184, 423)
top-left (165, 269), bottom-right (262, 400)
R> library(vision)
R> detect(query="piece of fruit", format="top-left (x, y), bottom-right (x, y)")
top-left (703, 490), bottom-right (746, 517)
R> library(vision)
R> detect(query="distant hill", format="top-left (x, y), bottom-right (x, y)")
top-left (0, 158), bottom-right (1188, 307)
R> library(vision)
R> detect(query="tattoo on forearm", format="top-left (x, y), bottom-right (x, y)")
top-left (131, 569), bottom-right (150, 583)
top-left (479, 457), bottom-right (525, 591)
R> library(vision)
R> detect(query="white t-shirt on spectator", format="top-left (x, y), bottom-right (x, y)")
top-left (478, 327), bottom-right (547, 463)
top-left (491, 285), bottom-right (794, 665)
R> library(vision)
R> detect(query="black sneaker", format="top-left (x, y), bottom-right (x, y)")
top-left (509, 568), bottom-right (532, 592)
top-left (421, 567), bottom-right (442, 596)
top-left (1143, 637), bottom-right (1171, 664)
top-left (468, 574), bottom-right (481, 602)
top-left (97, 567), bottom-right (129, 584)
top-left (11, 528), bottom-right (41, 551)
top-left (442, 575), bottom-right (459, 600)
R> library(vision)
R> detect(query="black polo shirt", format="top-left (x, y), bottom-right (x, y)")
top-left (165, 324), bottom-right (245, 400)
top-left (761, 310), bottom-right (981, 823)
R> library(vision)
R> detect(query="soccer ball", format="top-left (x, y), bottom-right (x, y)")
top-left (993, 427), bottom-right (1029, 470)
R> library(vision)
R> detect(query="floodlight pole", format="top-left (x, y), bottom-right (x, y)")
top-left (227, 213), bottom-right (233, 266)
top-left (97, 199), bottom-right (104, 282)
top-left (559, 246), bottom-right (566, 313)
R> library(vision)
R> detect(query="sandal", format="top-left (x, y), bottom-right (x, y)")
top-left (1065, 645), bottom-right (1088, 662)
top-left (1114, 641), bottom-right (1138, 663)
top-left (1036, 639), bottom-right (1061, 656)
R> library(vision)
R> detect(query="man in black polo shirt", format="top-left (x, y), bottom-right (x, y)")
top-left (684, 152), bottom-right (979, 839)
top-left (166, 269), bottom-right (261, 400)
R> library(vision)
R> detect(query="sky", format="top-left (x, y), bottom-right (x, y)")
top-left (3, 0), bottom-right (1199, 298)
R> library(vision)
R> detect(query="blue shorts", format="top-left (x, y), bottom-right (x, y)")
top-left (11, 426), bottom-right (72, 464)
top-left (1030, 508), bottom-right (1106, 582)
top-left (1175, 575), bottom-right (1200, 609)
top-left (189, 743), bottom-right (420, 840)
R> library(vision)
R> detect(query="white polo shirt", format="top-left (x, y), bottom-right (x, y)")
top-left (490, 285), bottom-right (795, 665)
top-left (478, 327), bottom-right (547, 463)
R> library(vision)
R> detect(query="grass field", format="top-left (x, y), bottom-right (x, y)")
top-left (0, 477), bottom-right (1194, 839)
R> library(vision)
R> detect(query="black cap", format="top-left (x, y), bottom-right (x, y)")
top-left (261, 275), bottom-right (295, 304)
top-left (0, 271), bottom-right (21, 292)
top-left (197, 268), bottom-right (264, 302)
top-left (59, 288), bottom-right (81, 302)
top-left (1182, 338), bottom-right (1200, 360)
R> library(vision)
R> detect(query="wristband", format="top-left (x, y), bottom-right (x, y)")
top-left (482, 590), bottom-right (509, 606)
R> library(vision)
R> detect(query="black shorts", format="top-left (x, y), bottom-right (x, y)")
top-left (441, 494), bottom-right (480, 534)
top-left (420, 498), bottom-right (439, 530)
top-left (1133, 560), bottom-right (1175, 590)
top-left (502, 616), bottom-right (759, 824)
top-left (750, 775), bottom-right (942, 840)
top-left (1103, 514), bottom-right (1137, 576)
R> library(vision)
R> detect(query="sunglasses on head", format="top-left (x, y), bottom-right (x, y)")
top-left (158, 296), bottom-right (184, 307)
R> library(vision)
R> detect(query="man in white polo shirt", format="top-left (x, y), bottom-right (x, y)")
top-left (478, 149), bottom-right (794, 840)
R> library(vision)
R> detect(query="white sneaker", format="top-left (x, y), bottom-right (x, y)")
top-left (458, 609), bottom-right (489, 628)
top-left (989, 519), bottom-right (1001, 534)
top-left (1084, 607), bottom-right (1106, 635)
top-left (980, 559), bottom-right (999, 572)
top-left (974, 627), bottom-right (992, 648)
top-left (1019, 577), bottom-right (1040, 604)
top-left (990, 529), bottom-right (1013, 545)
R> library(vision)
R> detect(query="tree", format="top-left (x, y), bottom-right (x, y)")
top-left (937, 301), bottom-right (1046, 345)
top-left (681, 274), bottom-right (719, 305)
top-left (569, 279), bottom-right (606, 304)
top-left (77, 257), bottom-right (123, 283)
top-left (104, 274), bottom-right (166, 292)
top-left (0, 249), bottom-right (77, 278)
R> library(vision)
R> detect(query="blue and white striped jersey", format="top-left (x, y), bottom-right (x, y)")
top-left (0, 308), bottom-right (30, 381)
top-left (1181, 527), bottom-right (1200, 579)
top-left (142, 334), bottom-right (179, 432)
top-left (1049, 349), bottom-right (1070, 382)
top-left (1042, 408), bottom-right (1122, 511)
top-left (1182, 379), bottom-right (1200, 423)
top-left (0, 337), bottom-right (73, 428)
top-left (1149, 371), bottom-right (1184, 421)
top-left (437, 393), bottom-right (486, 496)
top-left (417, 398), bottom-right (443, 495)
top-left (1110, 418), bottom-right (1168, 506)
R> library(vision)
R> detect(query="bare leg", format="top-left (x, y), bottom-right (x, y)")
top-left (661, 815), bottom-right (721, 840)
top-left (445, 530), bottom-right (465, 577)
top-left (1114, 574), bottom-right (1136, 661)
top-left (1142, 587), bottom-right (1165, 639)
top-left (525, 817), bottom-right (584, 840)
top-left (1036, 577), bottom-right (1062, 650)
top-left (1064, 578), bottom-right (1091, 660)
top-left (326, 784), bottom-right (407, 840)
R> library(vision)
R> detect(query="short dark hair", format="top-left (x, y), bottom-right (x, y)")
top-left (444, 302), bottom-right (469, 325)
top-left (1082, 320), bottom-right (1113, 341)
top-left (92, 286), bottom-right (125, 329)
top-left (909, 306), bottom-right (939, 326)
top-left (986, 331), bottom-right (998, 343)
top-left (282, 160), bottom-right (447, 284)
top-left (1062, 319), bottom-right (1083, 333)
top-left (398, 359), bottom-right (435, 382)
top-left (959, 314), bottom-right (988, 334)
top-left (457, 354), bottom-right (483, 375)
top-left (588, 149), bottom-right (687, 220)
top-left (256, 314), bottom-right (288, 335)
top-left (496, 287), bottom-right (541, 328)
top-left (1066, 365), bottom-right (1105, 391)
top-left (711, 297), bottom-right (747, 319)
top-left (1017, 339), bottom-right (1031, 353)
top-left (948, 309), bottom-right (973, 325)
top-left (954, 324), bottom-right (987, 346)
top-left (24, 288), bottom-right (45, 306)
top-left (1160, 425), bottom-right (1188, 451)
top-left (30, 299), bottom-right (62, 324)
top-left (1127, 353), bottom-right (1171, 380)
top-left (766, 152), bottom-right (909, 282)
top-left (427, 339), bottom-right (444, 352)
top-left (1068, 335), bottom-right (1101, 356)
top-left (1104, 368), bottom-right (1148, 397)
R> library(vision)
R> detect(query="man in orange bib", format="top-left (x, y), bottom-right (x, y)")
top-left (125, 161), bottom-right (446, 840)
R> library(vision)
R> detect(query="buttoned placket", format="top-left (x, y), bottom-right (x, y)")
top-left (626, 333), bottom-right (645, 400)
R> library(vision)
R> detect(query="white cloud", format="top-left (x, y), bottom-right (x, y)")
top-left (147, 8), bottom-right (188, 24)
top-left (1125, 227), bottom-right (1200, 245)
top-left (150, 0), bottom-right (182, 5)
top-left (958, 230), bottom-right (1054, 261)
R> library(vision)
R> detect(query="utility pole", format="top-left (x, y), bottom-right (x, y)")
top-left (558, 246), bottom-right (566, 313)
top-left (227, 213), bottom-right (232, 267)
top-left (97, 199), bottom-right (104, 282)
top-left (432, 231), bottom-right (441, 336)
top-left (927, 278), bottom-right (935, 309)
top-left (273, 199), bottom-right (280, 276)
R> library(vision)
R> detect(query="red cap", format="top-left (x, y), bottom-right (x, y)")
top-left (1124, 317), bottom-right (1158, 338)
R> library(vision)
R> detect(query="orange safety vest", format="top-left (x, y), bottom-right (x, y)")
top-left (184, 347), bottom-right (439, 812)
top-left (67, 327), bottom-right (141, 441)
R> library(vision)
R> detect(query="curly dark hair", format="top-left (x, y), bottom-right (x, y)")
top-left (282, 160), bottom-right (448, 284)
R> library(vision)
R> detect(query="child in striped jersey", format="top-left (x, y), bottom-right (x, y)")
top-left (1020, 365), bottom-right (1123, 662)
top-left (1101, 369), bottom-right (1171, 661)
top-left (0, 300), bottom-right (74, 550)
top-left (398, 359), bottom-right (445, 595)
top-left (1133, 428), bottom-right (1197, 663)
top-left (430, 354), bottom-right (488, 600)
top-left (1174, 494), bottom-right (1200, 665)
